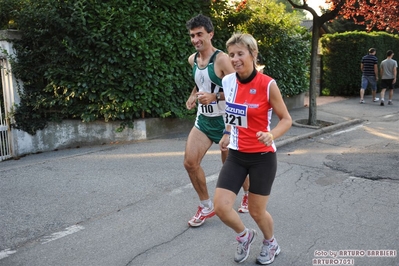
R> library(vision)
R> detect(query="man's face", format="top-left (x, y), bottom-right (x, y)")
top-left (189, 26), bottom-right (213, 52)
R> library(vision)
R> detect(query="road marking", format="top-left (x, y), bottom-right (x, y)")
top-left (40, 225), bottom-right (84, 244)
top-left (170, 174), bottom-right (218, 195)
top-left (0, 225), bottom-right (84, 261)
top-left (0, 249), bottom-right (17, 260)
top-left (332, 124), bottom-right (363, 136)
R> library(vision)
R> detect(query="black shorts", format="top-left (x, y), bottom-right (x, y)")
top-left (381, 79), bottom-right (395, 90)
top-left (216, 149), bottom-right (277, 196)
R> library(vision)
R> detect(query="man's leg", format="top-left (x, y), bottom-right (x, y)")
top-left (389, 89), bottom-right (394, 103)
top-left (360, 88), bottom-right (365, 103)
top-left (184, 127), bottom-right (215, 226)
top-left (380, 88), bottom-right (387, 101)
top-left (371, 77), bottom-right (379, 102)
top-left (372, 89), bottom-right (379, 101)
top-left (380, 88), bottom-right (386, 106)
top-left (238, 177), bottom-right (250, 213)
top-left (360, 77), bottom-right (366, 103)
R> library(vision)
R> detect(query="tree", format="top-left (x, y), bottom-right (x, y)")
top-left (287, 0), bottom-right (344, 126)
top-left (336, 0), bottom-right (399, 32)
top-left (287, 0), bottom-right (399, 126)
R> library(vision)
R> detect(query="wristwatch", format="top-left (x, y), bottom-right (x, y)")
top-left (216, 92), bottom-right (221, 101)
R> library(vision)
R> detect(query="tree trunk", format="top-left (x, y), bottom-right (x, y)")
top-left (308, 18), bottom-right (321, 126)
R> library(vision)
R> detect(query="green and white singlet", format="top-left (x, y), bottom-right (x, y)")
top-left (192, 50), bottom-right (225, 117)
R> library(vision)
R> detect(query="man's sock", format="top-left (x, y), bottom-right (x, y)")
top-left (200, 199), bottom-right (212, 209)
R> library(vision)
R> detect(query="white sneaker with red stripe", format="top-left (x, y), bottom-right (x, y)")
top-left (188, 205), bottom-right (215, 227)
top-left (238, 193), bottom-right (249, 213)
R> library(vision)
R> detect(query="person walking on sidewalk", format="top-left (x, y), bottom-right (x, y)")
top-left (379, 50), bottom-right (397, 106)
top-left (360, 48), bottom-right (379, 103)
top-left (184, 14), bottom-right (249, 227)
top-left (214, 33), bottom-right (292, 264)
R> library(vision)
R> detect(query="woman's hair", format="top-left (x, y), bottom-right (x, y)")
top-left (226, 33), bottom-right (258, 65)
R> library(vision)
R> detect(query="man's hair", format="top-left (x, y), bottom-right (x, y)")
top-left (387, 50), bottom-right (394, 57)
top-left (186, 14), bottom-right (214, 33)
top-left (369, 48), bottom-right (376, 54)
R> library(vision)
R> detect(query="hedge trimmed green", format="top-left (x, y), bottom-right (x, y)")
top-left (9, 0), bottom-right (206, 134)
top-left (4, 0), bottom-right (310, 135)
top-left (321, 31), bottom-right (399, 96)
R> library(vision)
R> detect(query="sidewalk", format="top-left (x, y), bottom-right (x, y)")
top-left (269, 95), bottom-right (359, 147)
top-left (2, 94), bottom-right (393, 165)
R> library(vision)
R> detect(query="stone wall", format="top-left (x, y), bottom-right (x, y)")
top-left (12, 118), bottom-right (194, 156)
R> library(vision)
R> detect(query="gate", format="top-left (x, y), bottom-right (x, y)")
top-left (0, 56), bottom-right (13, 161)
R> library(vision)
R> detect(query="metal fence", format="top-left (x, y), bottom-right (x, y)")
top-left (0, 56), bottom-right (13, 161)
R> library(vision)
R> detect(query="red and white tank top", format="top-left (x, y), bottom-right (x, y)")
top-left (222, 71), bottom-right (276, 153)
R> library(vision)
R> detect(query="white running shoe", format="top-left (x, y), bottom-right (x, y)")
top-left (238, 194), bottom-right (249, 213)
top-left (256, 239), bottom-right (281, 265)
top-left (188, 205), bottom-right (215, 227)
top-left (234, 229), bottom-right (256, 263)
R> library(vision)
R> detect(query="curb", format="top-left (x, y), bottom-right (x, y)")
top-left (276, 119), bottom-right (364, 148)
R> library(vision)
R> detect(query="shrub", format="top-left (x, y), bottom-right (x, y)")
top-left (321, 31), bottom-right (399, 96)
top-left (213, 0), bottom-right (311, 97)
top-left (5, 0), bottom-right (311, 135)
top-left (9, 0), bottom-right (206, 134)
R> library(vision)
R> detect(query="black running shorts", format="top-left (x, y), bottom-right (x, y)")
top-left (216, 149), bottom-right (277, 196)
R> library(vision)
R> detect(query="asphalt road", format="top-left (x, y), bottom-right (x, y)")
top-left (0, 94), bottom-right (398, 266)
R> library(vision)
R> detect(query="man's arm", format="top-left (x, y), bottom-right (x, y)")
top-left (185, 53), bottom-right (198, 110)
top-left (186, 85), bottom-right (197, 110)
top-left (374, 63), bottom-right (379, 80)
top-left (215, 52), bottom-right (235, 101)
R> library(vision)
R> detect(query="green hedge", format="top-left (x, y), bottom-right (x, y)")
top-left (320, 31), bottom-right (399, 96)
top-left (4, 0), bottom-right (310, 135)
top-left (8, 0), bottom-right (206, 134)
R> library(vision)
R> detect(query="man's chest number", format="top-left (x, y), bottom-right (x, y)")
top-left (200, 104), bottom-right (214, 114)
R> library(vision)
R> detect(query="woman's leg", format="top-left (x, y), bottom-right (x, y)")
top-left (248, 193), bottom-right (273, 239)
top-left (214, 187), bottom-right (245, 233)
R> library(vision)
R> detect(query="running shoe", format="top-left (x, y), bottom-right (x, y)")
top-left (373, 97), bottom-right (380, 102)
top-left (388, 100), bottom-right (393, 105)
top-left (188, 205), bottom-right (215, 227)
top-left (380, 100), bottom-right (385, 106)
top-left (238, 194), bottom-right (249, 213)
top-left (234, 229), bottom-right (256, 263)
top-left (256, 240), bottom-right (281, 265)
top-left (360, 99), bottom-right (364, 104)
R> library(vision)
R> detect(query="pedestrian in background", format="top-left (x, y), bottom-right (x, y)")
top-left (360, 48), bottom-right (379, 103)
top-left (214, 33), bottom-right (292, 264)
top-left (379, 50), bottom-right (397, 106)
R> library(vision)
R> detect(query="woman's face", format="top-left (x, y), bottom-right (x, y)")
top-left (227, 43), bottom-right (254, 76)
